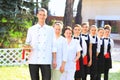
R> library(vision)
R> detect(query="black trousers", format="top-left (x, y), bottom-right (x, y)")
top-left (104, 69), bottom-right (109, 80)
top-left (96, 73), bottom-right (101, 80)
top-left (82, 66), bottom-right (97, 80)
top-left (82, 65), bottom-right (88, 80)
top-left (29, 64), bottom-right (51, 80)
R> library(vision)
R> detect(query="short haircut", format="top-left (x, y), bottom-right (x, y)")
top-left (81, 22), bottom-right (89, 27)
top-left (98, 27), bottom-right (104, 32)
top-left (53, 21), bottom-right (63, 29)
top-left (104, 25), bottom-right (111, 31)
top-left (37, 8), bottom-right (47, 14)
top-left (73, 24), bottom-right (81, 29)
top-left (90, 25), bottom-right (98, 30)
top-left (64, 26), bottom-right (72, 32)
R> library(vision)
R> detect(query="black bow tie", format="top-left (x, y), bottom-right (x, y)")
top-left (104, 38), bottom-right (109, 40)
top-left (74, 37), bottom-right (79, 40)
top-left (92, 36), bottom-right (95, 38)
top-left (81, 34), bottom-right (87, 37)
top-left (100, 38), bottom-right (103, 40)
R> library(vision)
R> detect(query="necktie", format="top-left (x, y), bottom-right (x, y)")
top-left (74, 37), bottom-right (79, 40)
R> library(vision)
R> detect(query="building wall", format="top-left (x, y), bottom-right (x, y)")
top-left (82, 0), bottom-right (120, 22)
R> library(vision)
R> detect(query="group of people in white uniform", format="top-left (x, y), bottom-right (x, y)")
top-left (51, 21), bottom-right (114, 80)
top-left (23, 8), bottom-right (114, 80)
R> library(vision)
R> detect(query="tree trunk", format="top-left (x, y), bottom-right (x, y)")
top-left (63, 0), bottom-right (74, 28)
top-left (75, 0), bottom-right (82, 24)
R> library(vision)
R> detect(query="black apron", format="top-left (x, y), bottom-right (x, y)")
top-left (89, 37), bottom-right (98, 75)
top-left (97, 38), bottom-right (105, 73)
top-left (104, 38), bottom-right (112, 70)
top-left (74, 36), bottom-right (85, 78)
top-left (81, 34), bottom-right (90, 74)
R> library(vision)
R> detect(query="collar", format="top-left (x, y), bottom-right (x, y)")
top-left (37, 23), bottom-right (47, 29)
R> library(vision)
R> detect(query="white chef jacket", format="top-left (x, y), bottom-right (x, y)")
top-left (25, 23), bottom-right (54, 64)
top-left (65, 39), bottom-right (82, 71)
top-left (52, 36), bottom-right (68, 70)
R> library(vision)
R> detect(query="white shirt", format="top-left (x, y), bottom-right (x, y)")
top-left (89, 35), bottom-right (101, 53)
top-left (97, 37), bottom-right (103, 54)
top-left (73, 36), bottom-right (87, 57)
top-left (81, 34), bottom-right (92, 44)
top-left (104, 38), bottom-right (114, 55)
top-left (52, 36), bottom-right (67, 70)
top-left (65, 39), bottom-right (82, 71)
top-left (89, 34), bottom-right (96, 44)
top-left (25, 23), bottom-right (54, 64)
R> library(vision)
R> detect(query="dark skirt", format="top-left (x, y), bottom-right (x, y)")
top-left (97, 52), bottom-right (105, 73)
top-left (89, 57), bottom-right (97, 75)
top-left (104, 57), bottom-right (112, 70)
top-left (88, 43), bottom-right (97, 75)
top-left (74, 55), bottom-right (85, 78)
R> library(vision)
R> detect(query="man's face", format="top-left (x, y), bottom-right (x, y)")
top-left (73, 27), bottom-right (81, 36)
top-left (81, 25), bottom-right (89, 33)
top-left (37, 11), bottom-right (47, 21)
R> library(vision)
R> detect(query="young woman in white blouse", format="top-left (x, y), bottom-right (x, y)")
top-left (60, 26), bottom-right (82, 80)
top-left (89, 25), bottom-right (100, 80)
top-left (73, 24), bottom-right (87, 80)
top-left (51, 21), bottom-right (67, 80)
top-left (80, 22), bottom-right (92, 80)
top-left (96, 27), bottom-right (105, 80)
top-left (103, 25), bottom-right (114, 80)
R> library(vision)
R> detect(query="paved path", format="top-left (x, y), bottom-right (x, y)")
top-left (111, 33), bottom-right (120, 61)
top-left (112, 48), bottom-right (120, 61)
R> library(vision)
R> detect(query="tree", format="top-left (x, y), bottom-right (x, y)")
top-left (41, 0), bottom-right (50, 24)
top-left (41, 0), bottom-right (49, 11)
top-left (0, 0), bottom-right (34, 48)
top-left (75, 0), bottom-right (82, 24)
top-left (63, 0), bottom-right (75, 28)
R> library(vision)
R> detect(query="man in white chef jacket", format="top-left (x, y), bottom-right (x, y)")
top-left (24, 8), bottom-right (54, 80)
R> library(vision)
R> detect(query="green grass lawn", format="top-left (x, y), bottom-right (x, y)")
top-left (0, 65), bottom-right (30, 80)
top-left (0, 61), bottom-right (120, 80)
top-left (109, 61), bottom-right (120, 80)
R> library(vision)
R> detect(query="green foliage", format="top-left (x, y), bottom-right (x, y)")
top-left (48, 19), bottom-right (56, 26)
top-left (1, 18), bottom-right (7, 22)
top-left (0, 0), bottom-right (35, 48)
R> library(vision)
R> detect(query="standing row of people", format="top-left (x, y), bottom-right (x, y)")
top-left (23, 8), bottom-right (114, 80)
top-left (23, 8), bottom-right (82, 80)
top-left (52, 22), bottom-right (82, 80)
top-left (72, 23), bottom-right (114, 80)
